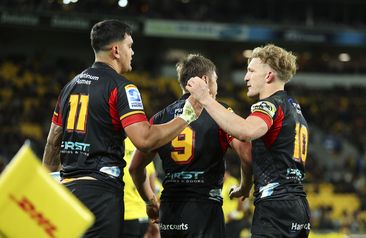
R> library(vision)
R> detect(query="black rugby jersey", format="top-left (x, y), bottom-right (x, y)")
top-left (150, 94), bottom-right (233, 204)
top-left (52, 62), bottom-right (147, 187)
top-left (249, 90), bottom-right (308, 204)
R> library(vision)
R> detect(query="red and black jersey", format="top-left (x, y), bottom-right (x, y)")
top-left (250, 90), bottom-right (309, 204)
top-left (52, 62), bottom-right (147, 188)
top-left (150, 94), bottom-right (233, 204)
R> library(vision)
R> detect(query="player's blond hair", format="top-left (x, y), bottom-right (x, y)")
top-left (249, 44), bottom-right (297, 83)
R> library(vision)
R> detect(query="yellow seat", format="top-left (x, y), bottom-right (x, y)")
top-left (307, 183), bottom-right (360, 220)
top-left (20, 123), bottom-right (43, 141)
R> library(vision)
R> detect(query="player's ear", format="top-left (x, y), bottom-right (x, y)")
top-left (112, 44), bottom-right (120, 59)
top-left (265, 71), bottom-right (275, 83)
top-left (201, 75), bottom-right (209, 84)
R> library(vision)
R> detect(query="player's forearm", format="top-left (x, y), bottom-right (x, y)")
top-left (239, 161), bottom-right (253, 193)
top-left (130, 167), bottom-right (155, 203)
top-left (42, 123), bottom-right (63, 172)
top-left (42, 143), bottom-right (61, 172)
top-left (130, 150), bottom-right (157, 202)
top-left (141, 118), bottom-right (187, 152)
top-left (201, 97), bottom-right (252, 141)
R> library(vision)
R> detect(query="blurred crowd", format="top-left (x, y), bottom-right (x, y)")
top-left (0, 55), bottom-right (366, 234)
top-left (1, 0), bottom-right (366, 28)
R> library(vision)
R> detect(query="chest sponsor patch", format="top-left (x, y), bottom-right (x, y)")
top-left (125, 84), bottom-right (144, 110)
top-left (251, 101), bottom-right (276, 118)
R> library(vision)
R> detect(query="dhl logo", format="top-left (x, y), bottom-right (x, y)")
top-left (9, 194), bottom-right (57, 238)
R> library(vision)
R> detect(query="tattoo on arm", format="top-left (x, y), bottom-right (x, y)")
top-left (42, 123), bottom-right (63, 172)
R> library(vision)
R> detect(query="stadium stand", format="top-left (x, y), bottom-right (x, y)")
top-left (1, 0), bottom-right (366, 236)
top-left (1, 56), bottom-right (366, 234)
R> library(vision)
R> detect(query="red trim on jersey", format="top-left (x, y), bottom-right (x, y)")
top-left (51, 98), bottom-right (62, 126)
top-left (218, 128), bottom-right (233, 152)
top-left (250, 111), bottom-right (273, 129)
top-left (121, 114), bottom-right (148, 128)
top-left (262, 105), bottom-right (284, 148)
top-left (109, 88), bottom-right (122, 131)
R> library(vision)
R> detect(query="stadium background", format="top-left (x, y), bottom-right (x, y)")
top-left (0, 0), bottom-right (366, 236)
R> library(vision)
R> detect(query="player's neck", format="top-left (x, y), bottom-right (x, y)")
top-left (259, 84), bottom-right (284, 99)
top-left (95, 55), bottom-right (122, 74)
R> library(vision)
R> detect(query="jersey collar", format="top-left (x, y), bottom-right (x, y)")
top-left (92, 61), bottom-right (114, 71)
top-left (179, 93), bottom-right (190, 101)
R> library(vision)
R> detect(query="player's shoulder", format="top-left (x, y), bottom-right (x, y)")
top-left (251, 99), bottom-right (277, 118)
top-left (151, 98), bottom-right (184, 124)
top-left (90, 63), bottom-right (132, 86)
top-left (250, 91), bottom-right (292, 118)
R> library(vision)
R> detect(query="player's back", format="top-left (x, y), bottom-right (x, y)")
top-left (150, 94), bottom-right (233, 203)
top-left (54, 62), bottom-right (134, 187)
top-left (251, 90), bottom-right (308, 203)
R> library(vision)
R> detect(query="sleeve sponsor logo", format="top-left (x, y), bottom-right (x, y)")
top-left (251, 101), bottom-right (276, 118)
top-left (125, 84), bottom-right (144, 110)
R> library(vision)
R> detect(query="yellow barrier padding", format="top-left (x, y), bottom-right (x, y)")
top-left (0, 143), bottom-right (94, 238)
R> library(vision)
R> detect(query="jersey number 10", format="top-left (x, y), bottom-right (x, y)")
top-left (293, 122), bottom-right (308, 164)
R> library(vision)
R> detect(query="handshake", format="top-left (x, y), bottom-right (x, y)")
top-left (179, 76), bottom-right (213, 124)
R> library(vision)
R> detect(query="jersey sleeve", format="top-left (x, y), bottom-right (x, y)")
top-left (149, 115), bottom-right (156, 125)
top-left (117, 83), bottom-right (148, 128)
top-left (249, 100), bottom-right (277, 129)
top-left (149, 110), bottom-right (165, 125)
top-left (51, 95), bottom-right (63, 126)
top-left (218, 105), bottom-right (234, 151)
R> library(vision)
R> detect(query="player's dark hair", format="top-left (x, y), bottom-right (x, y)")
top-left (90, 19), bottom-right (132, 53)
top-left (176, 54), bottom-right (216, 89)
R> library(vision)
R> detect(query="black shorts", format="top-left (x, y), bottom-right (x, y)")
top-left (159, 201), bottom-right (224, 238)
top-left (64, 179), bottom-right (124, 238)
top-left (121, 219), bottom-right (149, 238)
top-left (251, 197), bottom-right (311, 238)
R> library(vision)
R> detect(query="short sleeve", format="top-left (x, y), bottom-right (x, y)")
top-left (249, 100), bottom-right (277, 129)
top-left (218, 105), bottom-right (234, 151)
top-left (52, 96), bottom-right (63, 126)
top-left (117, 84), bottom-right (148, 128)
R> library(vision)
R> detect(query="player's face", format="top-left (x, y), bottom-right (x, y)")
top-left (208, 71), bottom-right (218, 99)
top-left (117, 34), bottom-right (134, 73)
top-left (244, 57), bottom-right (267, 98)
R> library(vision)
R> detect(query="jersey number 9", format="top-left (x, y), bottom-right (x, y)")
top-left (170, 127), bottom-right (195, 164)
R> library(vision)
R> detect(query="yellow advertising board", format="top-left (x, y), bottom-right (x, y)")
top-left (0, 143), bottom-right (94, 238)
